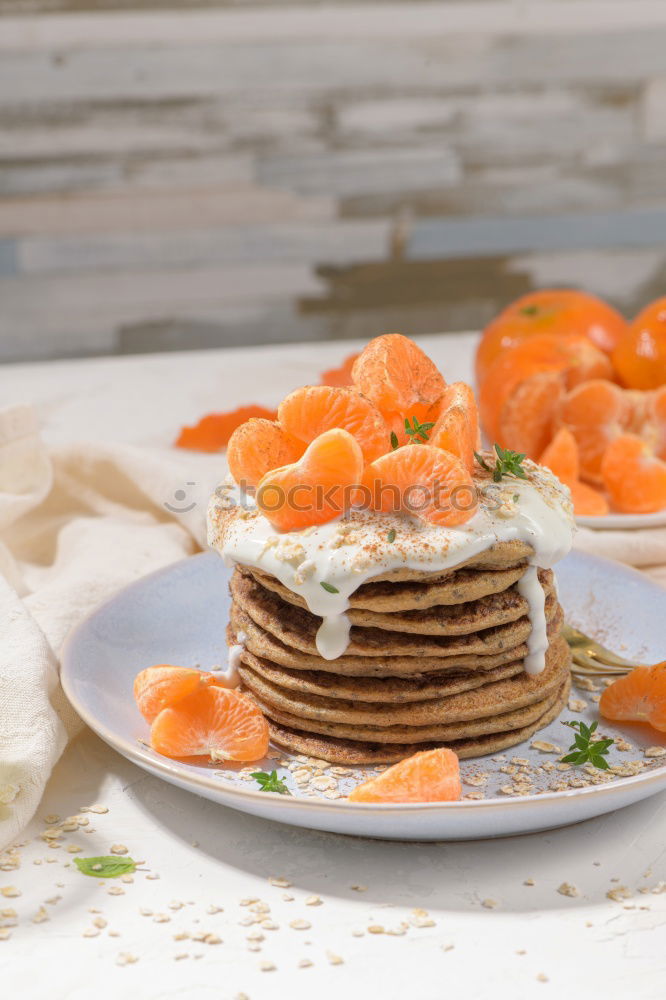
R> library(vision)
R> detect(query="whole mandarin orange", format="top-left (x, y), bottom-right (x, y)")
top-left (612, 298), bottom-right (666, 390)
top-left (476, 289), bottom-right (626, 386)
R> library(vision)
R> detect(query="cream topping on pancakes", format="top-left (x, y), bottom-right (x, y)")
top-left (208, 459), bottom-right (574, 673)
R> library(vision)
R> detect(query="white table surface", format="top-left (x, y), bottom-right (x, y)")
top-left (2, 333), bottom-right (666, 1000)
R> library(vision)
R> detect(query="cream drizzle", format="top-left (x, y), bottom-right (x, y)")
top-left (208, 463), bottom-right (575, 674)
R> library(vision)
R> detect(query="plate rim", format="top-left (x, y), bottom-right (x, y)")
top-left (60, 550), bottom-right (666, 817)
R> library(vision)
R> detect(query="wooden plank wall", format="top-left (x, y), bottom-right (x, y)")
top-left (1, 1), bottom-right (666, 361)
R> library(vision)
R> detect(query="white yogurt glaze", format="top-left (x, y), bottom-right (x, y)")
top-left (208, 460), bottom-right (575, 673)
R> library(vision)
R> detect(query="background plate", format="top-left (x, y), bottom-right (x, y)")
top-left (61, 550), bottom-right (666, 841)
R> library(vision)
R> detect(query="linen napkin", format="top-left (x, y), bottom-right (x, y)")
top-left (0, 404), bottom-right (224, 851)
top-left (574, 525), bottom-right (666, 588)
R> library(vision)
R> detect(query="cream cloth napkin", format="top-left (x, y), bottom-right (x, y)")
top-left (574, 525), bottom-right (666, 588)
top-left (0, 404), bottom-right (224, 851)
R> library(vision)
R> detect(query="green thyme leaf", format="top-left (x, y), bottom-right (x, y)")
top-left (477, 445), bottom-right (528, 483)
top-left (320, 581), bottom-right (339, 594)
top-left (404, 415), bottom-right (434, 444)
top-left (560, 719), bottom-right (614, 771)
top-left (74, 856), bottom-right (137, 878)
top-left (387, 529), bottom-right (396, 543)
top-left (474, 451), bottom-right (491, 472)
top-left (390, 431), bottom-right (399, 450)
top-left (251, 770), bottom-right (290, 795)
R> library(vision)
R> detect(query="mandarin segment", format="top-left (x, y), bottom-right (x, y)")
top-left (175, 405), bottom-right (278, 452)
top-left (319, 352), bottom-right (359, 387)
top-left (256, 428), bottom-right (364, 531)
top-left (613, 297), bottom-right (666, 390)
top-left (227, 418), bottom-right (305, 488)
top-left (539, 427), bottom-right (579, 485)
top-left (134, 665), bottom-right (211, 724)
top-left (476, 289), bottom-right (626, 385)
top-left (362, 444), bottom-right (477, 527)
top-left (556, 380), bottom-right (633, 485)
top-left (351, 333), bottom-right (446, 438)
top-left (278, 385), bottom-right (389, 462)
top-left (150, 685), bottom-right (269, 761)
top-left (348, 747), bottom-right (461, 803)
top-left (569, 480), bottom-right (609, 517)
top-left (601, 434), bottom-right (666, 514)
top-left (498, 370), bottom-right (564, 459)
top-left (429, 381), bottom-right (479, 471)
top-left (600, 664), bottom-right (666, 732)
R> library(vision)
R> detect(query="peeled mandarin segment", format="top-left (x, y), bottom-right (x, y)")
top-left (348, 747), bottom-right (461, 803)
top-left (601, 433), bottom-right (666, 514)
top-left (277, 385), bottom-right (389, 462)
top-left (150, 685), bottom-right (269, 761)
top-left (539, 427), bottom-right (579, 485)
top-left (175, 405), bottom-right (278, 452)
top-left (133, 665), bottom-right (209, 724)
top-left (498, 370), bottom-right (564, 459)
top-left (643, 386), bottom-right (666, 460)
top-left (319, 352), bottom-right (360, 387)
top-left (613, 297), bottom-right (666, 390)
top-left (429, 382), bottom-right (479, 471)
top-left (476, 289), bottom-right (626, 385)
top-left (569, 480), bottom-right (609, 517)
top-left (256, 428), bottom-right (364, 532)
top-left (362, 444), bottom-right (477, 527)
top-left (351, 334), bottom-right (446, 435)
top-left (227, 418), bottom-right (305, 489)
top-left (478, 334), bottom-right (611, 445)
top-left (556, 379), bottom-right (633, 485)
top-left (600, 664), bottom-right (666, 732)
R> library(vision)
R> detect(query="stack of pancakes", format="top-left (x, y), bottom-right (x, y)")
top-left (227, 538), bottom-right (571, 765)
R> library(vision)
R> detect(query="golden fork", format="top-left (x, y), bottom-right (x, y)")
top-left (562, 623), bottom-right (645, 677)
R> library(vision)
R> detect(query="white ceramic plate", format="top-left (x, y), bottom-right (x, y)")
top-left (61, 551), bottom-right (666, 841)
top-left (576, 510), bottom-right (666, 530)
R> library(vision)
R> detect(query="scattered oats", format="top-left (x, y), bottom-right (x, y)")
top-left (500, 765), bottom-right (517, 775)
top-left (351, 885), bottom-right (367, 892)
top-left (174, 953), bottom-right (189, 961)
top-left (107, 886), bottom-right (125, 896)
top-left (206, 904), bottom-right (223, 914)
top-left (173, 932), bottom-right (190, 941)
top-left (298, 958), bottom-right (313, 969)
top-left (116, 953), bottom-right (138, 967)
top-left (1, 887), bottom-right (20, 898)
top-left (0, 928), bottom-right (10, 941)
top-left (511, 757), bottom-right (530, 766)
top-left (558, 883), bottom-right (579, 898)
top-left (32, 906), bottom-right (49, 924)
top-left (516, 949), bottom-right (526, 955)
top-left (386, 926), bottom-right (407, 936)
top-left (556, 763), bottom-right (572, 772)
top-left (326, 951), bottom-right (344, 965)
top-left (153, 914), bottom-right (171, 923)
top-left (44, 814), bottom-right (60, 825)
top-left (500, 785), bottom-right (515, 796)
top-left (368, 925), bottom-right (384, 934)
top-left (93, 917), bottom-right (107, 929)
top-left (289, 918), bottom-right (311, 931)
top-left (311, 777), bottom-right (335, 792)
top-left (139, 908), bottom-right (153, 917)
top-left (351, 929), bottom-right (364, 937)
top-left (524, 878), bottom-right (535, 886)
top-left (568, 698), bottom-right (587, 713)
top-left (238, 916), bottom-right (254, 927)
top-left (250, 901), bottom-right (270, 914)
top-left (145, 873), bottom-right (160, 880)
top-left (481, 898), bottom-right (498, 909)
top-left (305, 895), bottom-right (322, 906)
top-left (81, 804), bottom-right (108, 814)
top-left (66, 845), bottom-right (82, 854)
top-left (537, 973), bottom-right (549, 984)
top-left (652, 882), bottom-right (666, 894)
top-left (269, 876), bottom-right (291, 888)
top-left (240, 897), bottom-right (259, 907)
top-left (323, 789), bottom-right (342, 800)
top-left (644, 747), bottom-right (666, 758)
top-left (110, 844), bottom-right (128, 856)
top-left (464, 791), bottom-right (485, 801)
top-left (121, 875), bottom-right (134, 884)
top-left (607, 886), bottom-right (632, 902)
top-left (464, 773), bottom-right (488, 787)
top-left (410, 908), bottom-right (435, 928)
top-left (203, 933), bottom-right (222, 945)
top-left (610, 762), bottom-right (644, 777)
top-left (262, 920), bottom-right (279, 931)
top-left (247, 929), bottom-right (264, 942)
top-left (442, 943), bottom-right (455, 952)
top-left (169, 901), bottom-right (184, 911)
top-left (83, 928), bottom-right (100, 938)
top-left (260, 961), bottom-right (276, 972)
top-left (575, 676), bottom-right (599, 692)
top-left (531, 741), bottom-right (561, 754)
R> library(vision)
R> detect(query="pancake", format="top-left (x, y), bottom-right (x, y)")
top-left (266, 676), bottom-right (571, 764)
top-left (239, 635), bottom-right (569, 730)
top-left (243, 562), bottom-right (528, 612)
top-left (240, 567), bottom-right (553, 635)
top-left (228, 604), bottom-right (565, 676)
top-left (236, 644), bottom-right (525, 703)
top-left (230, 570), bottom-right (561, 659)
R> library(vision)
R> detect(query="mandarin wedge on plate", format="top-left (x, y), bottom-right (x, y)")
top-left (349, 747), bottom-right (461, 804)
top-left (429, 381), bottom-right (479, 472)
top-left (600, 664), bottom-right (666, 732)
top-left (150, 686), bottom-right (269, 762)
top-left (227, 418), bottom-right (305, 489)
top-left (278, 384), bottom-right (389, 462)
top-left (134, 665), bottom-right (216, 724)
top-left (601, 434), bottom-right (666, 514)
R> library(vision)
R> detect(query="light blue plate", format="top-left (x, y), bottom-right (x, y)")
top-left (61, 550), bottom-right (666, 840)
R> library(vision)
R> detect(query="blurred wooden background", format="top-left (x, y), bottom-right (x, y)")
top-left (2, 0), bottom-right (666, 362)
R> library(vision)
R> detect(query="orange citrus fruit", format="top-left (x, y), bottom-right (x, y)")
top-left (256, 428), bottom-right (363, 531)
top-left (556, 379), bottom-right (634, 485)
top-left (150, 686), bottom-right (269, 761)
top-left (278, 385), bottom-right (389, 462)
top-left (613, 297), bottom-right (666, 390)
top-left (569, 480), bottom-right (609, 517)
top-left (498, 369), bottom-right (564, 459)
top-left (319, 352), bottom-right (359, 387)
top-left (175, 405), bottom-right (278, 453)
top-left (134, 665), bottom-right (216, 724)
top-left (352, 334), bottom-right (446, 443)
top-left (348, 747), bottom-right (461, 803)
top-left (476, 289), bottom-right (626, 385)
top-left (227, 418), bottom-right (305, 488)
top-left (600, 663), bottom-right (666, 732)
top-left (429, 381), bottom-right (479, 471)
top-left (601, 434), bottom-right (666, 514)
top-left (539, 427), bottom-right (579, 485)
top-left (363, 444), bottom-right (477, 527)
